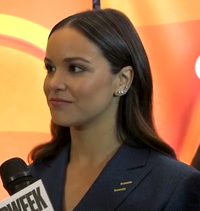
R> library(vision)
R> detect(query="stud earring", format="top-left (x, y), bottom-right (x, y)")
top-left (117, 90), bottom-right (125, 95)
top-left (117, 86), bottom-right (129, 95)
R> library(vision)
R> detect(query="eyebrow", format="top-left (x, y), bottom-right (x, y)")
top-left (44, 57), bottom-right (90, 64)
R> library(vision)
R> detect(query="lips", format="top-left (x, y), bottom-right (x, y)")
top-left (49, 97), bottom-right (72, 106)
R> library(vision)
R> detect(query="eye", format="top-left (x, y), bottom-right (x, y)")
top-left (68, 64), bottom-right (84, 73)
top-left (44, 64), bottom-right (56, 73)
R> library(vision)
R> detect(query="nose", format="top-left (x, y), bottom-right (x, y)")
top-left (48, 69), bottom-right (67, 91)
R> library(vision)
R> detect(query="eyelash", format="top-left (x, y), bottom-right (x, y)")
top-left (44, 64), bottom-right (84, 74)
top-left (69, 64), bottom-right (84, 73)
top-left (44, 64), bottom-right (56, 73)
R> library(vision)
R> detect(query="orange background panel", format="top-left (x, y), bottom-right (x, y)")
top-left (179, 89), bottom-right (200, 164)
top-left (0, 0), bottom-right (92, 29)
top-left (0, 46), bottom-right (49, 132)
top-left (101, 0), bottom-right (200, 26)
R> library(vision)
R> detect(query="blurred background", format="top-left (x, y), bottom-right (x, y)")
top-left (0, 0), bottom-right (200, 200)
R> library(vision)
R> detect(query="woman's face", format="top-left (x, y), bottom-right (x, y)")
top-left (43, 27), bottom-right (119, 128)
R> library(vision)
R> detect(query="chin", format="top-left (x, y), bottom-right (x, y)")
top-left (52, 118), bottom-right (90, 129)
top-left (50, 111), bottom-right (73, 127)
top-left (51, 116), bottom-right (81, 128)
top-left (50, 111), bottom-right (96, 128)
top-left (52, 119), bottom-right (73, 127)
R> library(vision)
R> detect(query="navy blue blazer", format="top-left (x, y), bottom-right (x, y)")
top-left (30, 143), bottom-right (200, 211)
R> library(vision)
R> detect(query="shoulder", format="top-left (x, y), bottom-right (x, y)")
top-left (147, 149), bottom-right (200, 209)
top-left (148, 149), bottom-right (199, 177)
top-left (132, 148), bottom-right (200, 210)
top-left (148, 150), bottom-right (200, 211)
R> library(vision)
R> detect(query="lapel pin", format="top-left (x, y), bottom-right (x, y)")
top-left (120, 181), bottom-right (133, 185)
top-left (114, 188), bottom-right (126, 192)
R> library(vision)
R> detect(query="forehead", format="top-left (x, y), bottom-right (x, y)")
top-left (46, 27), bottom-right (102, 62)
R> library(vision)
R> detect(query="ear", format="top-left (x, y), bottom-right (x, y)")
top-left (114, 66), bottom-right (134, 96)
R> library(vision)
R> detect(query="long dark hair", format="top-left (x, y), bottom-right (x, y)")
top-left (29, 8), bottom-right (176, 163)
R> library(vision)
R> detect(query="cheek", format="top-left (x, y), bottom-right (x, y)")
top-left (72, 76), bottom-right (114, 102)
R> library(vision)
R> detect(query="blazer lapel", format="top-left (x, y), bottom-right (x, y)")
top-left (38, 144), bottom-right (70, 211)
top-left (74, 144), bottom-right (152, 211)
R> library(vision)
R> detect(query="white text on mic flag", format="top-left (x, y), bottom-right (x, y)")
top-left (0, 179), bottom-right (54, 211)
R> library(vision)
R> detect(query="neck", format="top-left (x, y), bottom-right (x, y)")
top-left (69, 117), bottom-right (121, 165)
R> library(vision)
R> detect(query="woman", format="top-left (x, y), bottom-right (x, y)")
top-left (29, 8), bottom-right (200, 211)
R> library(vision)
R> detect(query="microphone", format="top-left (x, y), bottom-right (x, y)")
top-left (0, 158), bottom-right (34, 195)
top-left (0, 157), bottom-right (54, 211)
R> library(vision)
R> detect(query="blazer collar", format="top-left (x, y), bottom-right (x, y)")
top-left (74, 143), bottom-right (151, 211)
top-left (43, 141), bottom-right (152, 211)
top-left (39, 144), bottom-right (70, 211)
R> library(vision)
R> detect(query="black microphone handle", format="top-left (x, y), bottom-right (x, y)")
top-left (7, 179), bottom-right (33, 195)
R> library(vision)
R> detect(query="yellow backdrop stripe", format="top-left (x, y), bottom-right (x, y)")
top-left (0, 14), bottom-right (49, 50)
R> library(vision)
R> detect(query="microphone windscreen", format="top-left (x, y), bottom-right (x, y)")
top-left (0, 157), bottom-right (34, 195)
